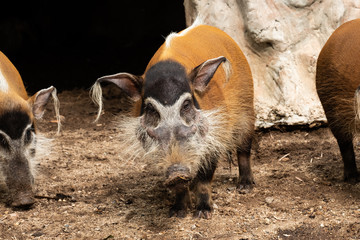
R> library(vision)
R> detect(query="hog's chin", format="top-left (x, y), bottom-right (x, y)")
top-left (117, 108), bottom-right (232, 174)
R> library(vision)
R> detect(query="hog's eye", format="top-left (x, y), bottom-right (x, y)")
top-left (24, 127), bottom-right (34, 145)
top-left (145, 103), bottom-right (156, 114)
top-left (0, 133), bottom-right (9, 150)
top-left (144, 103), bottom-right (160, 127)
top-left (180, 99), bottom-right (196, 124)
top-left (182, 100), bottom-right (192, 112)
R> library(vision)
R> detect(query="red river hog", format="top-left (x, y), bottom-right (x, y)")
top-left (0, 51), bottom-right (60, 208)
top-left (316, 19), bottom-right (360, 182)
top-left (91, 21), bottom-right (255, 218)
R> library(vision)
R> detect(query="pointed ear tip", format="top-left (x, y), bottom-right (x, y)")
top-left (95, 78), bottom-right (103, 84)
top-left (42, 86), bottom-right (55, 94)
top-left (219, 56), bottom-right (226, 61)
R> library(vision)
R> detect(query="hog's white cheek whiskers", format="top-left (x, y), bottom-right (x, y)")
top-left (116, 115), bottom-right (157, 165)
top-left (29, 133), bottom-right (52, 179)
top-left (0, 153), bottom-right (9, 183)
top-left (115, 108), bottom-right (231, 177)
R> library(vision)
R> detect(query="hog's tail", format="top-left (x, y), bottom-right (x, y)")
top-left (50, 87), bottom-right (61, 134)
top-left (90, 80), bottom-right (103, 123)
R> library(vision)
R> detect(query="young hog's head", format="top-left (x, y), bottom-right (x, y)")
top-left (0, 86), bottom-right (60, 208)
top-left (91, 57), bottom-right (229, 185)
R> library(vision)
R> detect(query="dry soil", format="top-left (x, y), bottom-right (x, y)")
top-left (0, 89), bottom-right (359, 240)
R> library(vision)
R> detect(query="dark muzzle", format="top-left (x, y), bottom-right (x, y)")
top-left (164, 164), bottom-right (191, 188)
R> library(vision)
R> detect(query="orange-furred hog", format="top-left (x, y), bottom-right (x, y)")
top-left (0, 51), bottom-right (60, 208)
top-left (91, 21), bottom-right (255, 218)
top-left (316, 19), bottom-right (360, 182)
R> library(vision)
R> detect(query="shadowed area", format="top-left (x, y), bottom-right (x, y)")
top-left (0, 1), bottom-right (186, 94)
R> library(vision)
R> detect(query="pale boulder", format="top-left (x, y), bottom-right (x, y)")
top-left (184, 0), bottom-right (360, 128)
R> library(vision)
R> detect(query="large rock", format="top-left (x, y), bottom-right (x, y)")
top-left (184, 0), bottom-right (360, 128)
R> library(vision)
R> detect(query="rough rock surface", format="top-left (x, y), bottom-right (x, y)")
top-left (184, 0), bottom-right (360, 128)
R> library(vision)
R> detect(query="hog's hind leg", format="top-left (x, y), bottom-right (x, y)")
top-left (237, 137), bottom-right (255, 193)
top-left (331, 127), bottom-right (359, 182)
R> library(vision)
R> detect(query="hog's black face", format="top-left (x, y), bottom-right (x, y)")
top-left (0, 109), bottom-right (36, 207)
top-left (143, 60), bottom-right (194, 107)
top-left (140, 61), bottom-right (201, 149)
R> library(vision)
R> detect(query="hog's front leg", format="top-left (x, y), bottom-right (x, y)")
top-left (192, 158), bottom-right (217, 219)
top-left (165, 164), bottom-right (191, 217)
top-left (169, 186), bottom-right (191, 218)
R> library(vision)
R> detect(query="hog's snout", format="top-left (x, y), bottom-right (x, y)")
top-left (6, 156), bottom-right (35, 208)
top-left (165, 164), bottom-right (191, 188)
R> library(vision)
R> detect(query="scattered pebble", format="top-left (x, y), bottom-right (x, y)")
top-left (264, 218), bottom-right (271, 225)
top-left (9, 213), bottom-right (18, 220)
top-left (32, 231), bottom-right (44, 237)
top-left (265, 197), bottom-right (274, 204)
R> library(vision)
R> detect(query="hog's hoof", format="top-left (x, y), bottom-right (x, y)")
top-left (194, 209), bottom-right (212, 219)
top-left (169, 207), bottom-right (187, 218)
top-left (344, 171), bottom-right (360, 183)
top-left (237, 178), bottom-right (255, 194)
top-left (194, 202), bottom-right (212, 219)
top-left (10, 192), bottom-right (35, 209)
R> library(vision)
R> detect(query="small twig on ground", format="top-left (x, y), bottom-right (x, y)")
top-left (278, 153), bottom-right (290, 162)
top-left (295, 176), bottom-right (304, 182)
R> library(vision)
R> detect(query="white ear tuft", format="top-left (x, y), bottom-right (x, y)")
top-left (90, 80), bottom-right (104, 123)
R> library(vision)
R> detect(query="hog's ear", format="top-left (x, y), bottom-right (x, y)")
top-left (96, 73), bottom-right (143, 101)
top-left (28, 86), bottom-right (61, 133)
top-left (90, 73), bottom-right (143, 122)
top-left (190, 56), bottom-right (227, 92)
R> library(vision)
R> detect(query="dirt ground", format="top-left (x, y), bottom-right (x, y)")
top-left (1, 89), bottom-right (360, 240)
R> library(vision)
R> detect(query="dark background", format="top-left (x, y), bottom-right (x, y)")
top-left (0, 1), bottom-right (186, 94)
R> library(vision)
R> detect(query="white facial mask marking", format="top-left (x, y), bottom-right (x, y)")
top-left (144, 93), bottom-right (194, 127)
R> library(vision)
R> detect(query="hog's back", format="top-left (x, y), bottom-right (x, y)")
top-left (0, 51), bottom-right (28, 100)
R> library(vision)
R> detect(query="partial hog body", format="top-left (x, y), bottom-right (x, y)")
top-left (0, 51), bottom-right (60, 208)
top-left (316, 19), bottom-right (360, 182)
top-left (91, 23), bottom-right (255, 218)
